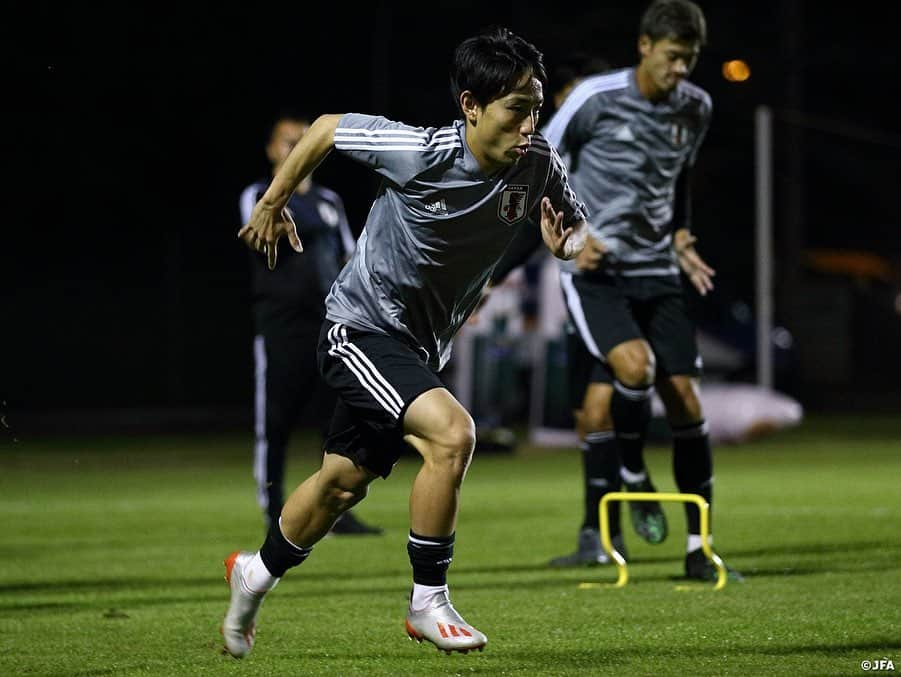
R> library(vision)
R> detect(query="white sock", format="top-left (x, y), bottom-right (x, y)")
top-left (687, 534), bottom-right (712, 553)
top-left (411, 583), bottom-right (448, 610)
top-left (244, 552), bottom-right (280, 594)
top-left (620, 467), bottom-right (647, 484)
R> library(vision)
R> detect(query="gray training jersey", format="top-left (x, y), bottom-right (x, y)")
top-left (326, 113), bottom-right (586, 371)
top-left (543, 67), bottom-right (711, 277)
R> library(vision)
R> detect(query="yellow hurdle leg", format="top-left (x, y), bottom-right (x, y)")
top-left (599, 492), bottom-right (728, 590)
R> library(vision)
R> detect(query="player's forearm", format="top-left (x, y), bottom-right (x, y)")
top-left (258, 114), bottom-right (343, 210)
top-left (490, 222), bottom-right (543, 286)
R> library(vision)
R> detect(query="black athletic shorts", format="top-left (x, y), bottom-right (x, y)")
top-left (560, 272), bottom-right (701, 405)
top-left (317, 321), bottom-right (444, 478)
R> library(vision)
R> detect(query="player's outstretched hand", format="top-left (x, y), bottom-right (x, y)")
top-left (238, 202), bottom-right (303, 270)
top-left (675, 232), bottom-right (715, 296)
top-left (540, 197), bottom-right (584, 260)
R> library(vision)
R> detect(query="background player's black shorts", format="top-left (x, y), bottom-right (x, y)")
top-left (561, 272), bottom-right (701, 400)
top-left (317, 321), bottom-right (444, 478)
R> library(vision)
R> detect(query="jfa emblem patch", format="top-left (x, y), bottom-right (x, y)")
top-left (670, 122), bottom-right (688, 146)
top-left (499, 184), bottom-right (529, 224)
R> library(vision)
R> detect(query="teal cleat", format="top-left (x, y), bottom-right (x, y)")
top-left (623, 477), bottom-right (669, 544)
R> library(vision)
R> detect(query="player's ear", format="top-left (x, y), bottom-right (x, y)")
top-left (460, 91), bottom-right (481, 126)
top-left (638, 35), bottom-right (652, 59)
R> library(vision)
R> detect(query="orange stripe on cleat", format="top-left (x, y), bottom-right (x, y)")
top-left (405, 619), bottom-right (422, 641)
top-left (449, 624), bottom-right (460, 637)
top-left (460, 627), bottom-right (473, 637)
top-left (438, 622), bottom-right (449, 638)
top-left (224, 551), bottom-right (240, 583)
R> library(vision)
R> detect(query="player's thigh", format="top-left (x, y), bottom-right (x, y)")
top-left (559, 271), bottom-right (642, 363)
top-left (402, 388), bottom-right (476, 457)
top-left (317, 321), bottom-right (443, 478)
top-left (644, 292), bottom-right (702, 380)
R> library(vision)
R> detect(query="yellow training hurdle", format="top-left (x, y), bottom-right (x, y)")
top-left (599, 492), bottom-right (728, 590)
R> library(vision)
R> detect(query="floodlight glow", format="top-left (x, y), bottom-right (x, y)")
top-left (722, 59), bottom-right (751, 82)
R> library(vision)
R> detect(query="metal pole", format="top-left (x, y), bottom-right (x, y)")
top-left (755, 105), bottom-right (773, 389)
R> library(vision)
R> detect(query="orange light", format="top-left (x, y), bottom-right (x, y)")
top-left (722, 59), bottom-right (751, 82)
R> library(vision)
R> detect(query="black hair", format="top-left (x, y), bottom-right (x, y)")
top-left (548, 51), bottom-right (612, 98)
top-left (267, 107), bottom-right (311, 142)
top-left (450, 26), bottom-right (547, 114)
top-left (639, 0), bottom-right (707, 46)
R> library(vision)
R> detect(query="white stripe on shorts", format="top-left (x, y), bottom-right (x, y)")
top-left (559, 272), bottom-right (605, 361)
top-left (327, 324), bottom-right (404, 419)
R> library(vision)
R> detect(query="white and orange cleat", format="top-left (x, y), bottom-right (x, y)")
top-left (221, 551), bottom-right (269, 658)
top-left (405, 591), bottom-right (487, 654)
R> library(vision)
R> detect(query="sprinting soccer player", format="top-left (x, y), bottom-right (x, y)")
top-left (541, 0), bottom-right (742, 580)
top-left (221, 26), bottom-right (587, 658)
top-left (240, 113), bottom-right (382, 537)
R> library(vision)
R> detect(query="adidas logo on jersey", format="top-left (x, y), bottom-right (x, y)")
top-left (613, 125), bottom-right (635, 142)
top-left (424, 197), bottom-right (447, 215)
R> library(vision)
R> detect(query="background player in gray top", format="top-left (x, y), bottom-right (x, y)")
top-left (221, 27), bottom-right (587, 658)
top-left (543, 0), bottom-right (740, 581)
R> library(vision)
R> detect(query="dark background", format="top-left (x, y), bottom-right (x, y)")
top-left (4, 1), bottom-right (900, 433)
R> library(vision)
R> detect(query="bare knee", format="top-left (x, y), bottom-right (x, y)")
top-left (435, 417), bottom-right (476, 472)
top-left (404, 388), bottom-right (476, 482)
top-left (609, 341), bottom-right (656, 387)
top-left (416, 415), bottom-right (476, 482)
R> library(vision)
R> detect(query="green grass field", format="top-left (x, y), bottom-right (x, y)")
top-left (2, 415), bottom-right (900, 676)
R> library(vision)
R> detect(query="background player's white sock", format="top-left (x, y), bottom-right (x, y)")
top-left (687, 534), bottom-right (712, 553)
top-left (620, 466), bottom-right (647, 484)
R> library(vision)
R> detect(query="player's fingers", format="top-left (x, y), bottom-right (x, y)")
top-left (691, 257), bottom-right (714, 276)
top-left (288, 229), bottom-right (304, 254)
top-left (267, 240), bottom-right (278, 270)
top-left (548, 209), bottom-right (564, 239)
top-left (238, 226), bottom-right (259, 248)
top-left (684, 251), bottom-right (707, 272)
top-left (691, 274), bottom-right (708, 296)
top-left (542, 197), bottom-right (557, 223)
top-left (540, 201), bottom-right (556, 230)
